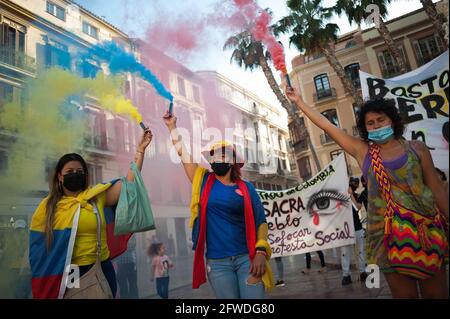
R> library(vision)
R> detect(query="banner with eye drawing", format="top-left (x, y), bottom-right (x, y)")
top-left (256, 154), bottom-right (355, 258)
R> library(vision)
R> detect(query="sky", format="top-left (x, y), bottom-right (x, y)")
top-left (75, 0), bottom-right (424, 108)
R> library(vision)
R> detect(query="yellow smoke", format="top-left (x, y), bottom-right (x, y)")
top-left (0, 68), bottom-right (142, 194)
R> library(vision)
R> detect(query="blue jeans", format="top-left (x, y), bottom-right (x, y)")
top-left (155, 276), bottom-right (170, 299)
top-left (207, 254), bottom-right (265, 299)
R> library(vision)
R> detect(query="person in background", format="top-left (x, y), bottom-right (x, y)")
top-left (435, 168), bottom-right (449, 195)
top-left (340, 177), bottom-right (368, 286)
top-left (149, 243), bottom-right (173, 299)
top-left (302, 251), bottom-right (326, 274)
top-left (115, 235), bottom-right (139, 299)
top-left (358, 176), bottom-right (368, 211)
top-left (274, 257), bottom-right (285, 287)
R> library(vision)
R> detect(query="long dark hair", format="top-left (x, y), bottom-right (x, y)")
top-left (45, 153), bottom-right (89, 250)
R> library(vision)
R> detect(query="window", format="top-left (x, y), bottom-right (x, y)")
top-left (254, 122), bottom-right (259, 143)
top-left (1, 23), bottom-right (25, 52)
top-left (0, 82), bottom-right (13, 106)
top-left (47, 1), bottom-right (65, 21)
top-left (192, 85), bottom-right (201, 103)
top-left (177, 77), bottom-right (186, 96)
top-left (321, 109), bottom-right (340, 127)
top-left (321, 109), bottom-right (339, 144)
top-left (344, 63), bottom-right (360, 88)
top-left (377, 47), bottom-right (408, 78)
top-left (353, 103), bottom-right (361, 120)
top-left (346, 40), bottom-right (357, 48)
top-left (82, 21), bottom-right (98, 39)
top-left (85, 108), bottom-right (106, 149)
top-left (330, 149), bottom-right (343, 160)
top-left (314, 74), bottom-right (332, 99)
top-left (87, 164), bottom-right (103, 185)
top-left (288, 118), bottom-right (304, 145)
top-left (0, 150), bottom-right (7, 175)
top-left (413, 35), bottom-right (445, 66)
top-left (281, 156), bottom-right (287, 170)
top-left (298, 157), bottom-right (312, 180)
top-left (46, 40), bottom-right (70, 69)
top-left (125, 80), bottom-right (131, 98)
top-left (80, 59), bottom-right (100, 78)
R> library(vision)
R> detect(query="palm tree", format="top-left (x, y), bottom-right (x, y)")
top-left (224, 29), bottom-right (322, 172)
top-left (334, 0), bottom-right (408, 74)
top-left (274, 0), bottom-right (363, 106)
top-left (419, 0), bottom-right (448, 47)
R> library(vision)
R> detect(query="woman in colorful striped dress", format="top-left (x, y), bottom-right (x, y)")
top-left (285, 87), bottom-right (448, 299)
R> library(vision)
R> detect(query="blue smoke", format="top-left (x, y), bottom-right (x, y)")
top-left (86, 41), bottom-right (173, 102)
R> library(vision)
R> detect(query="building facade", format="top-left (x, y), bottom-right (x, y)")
top-left (288, 2), bottom-right (448, 181)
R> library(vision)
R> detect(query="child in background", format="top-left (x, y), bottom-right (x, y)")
top-left (149, 243), bottom-right (173, 299)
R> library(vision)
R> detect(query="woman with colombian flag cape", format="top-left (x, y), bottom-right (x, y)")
top-left (163, 111), bottom-right (274, 299)
top-left (29, 129), bottom-right (152, 299)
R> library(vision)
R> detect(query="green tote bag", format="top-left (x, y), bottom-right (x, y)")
top-left (114, 162), bottom-right (155, 235)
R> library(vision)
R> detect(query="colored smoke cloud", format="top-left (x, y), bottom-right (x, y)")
top-left (87, 41), bottom-right (174, 102)
top-left (0, 68), bottom-right (141, 193)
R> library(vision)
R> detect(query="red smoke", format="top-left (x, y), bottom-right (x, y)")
top-left (233, 0), bottom-right (288, 75)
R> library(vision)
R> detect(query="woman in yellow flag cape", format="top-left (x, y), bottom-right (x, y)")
top-left (29, 129), bottom-right (152, 299)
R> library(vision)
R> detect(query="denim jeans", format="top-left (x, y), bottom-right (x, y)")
top-left (156, 276), bottom-right (170, 299)
top-left (116, 262), bottom-right (139, 299)
top-left (341, 229), bottom-right (366, 277)
top-left (207, 254), bottom-right (265, 299)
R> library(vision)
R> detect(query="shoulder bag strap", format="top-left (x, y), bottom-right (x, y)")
top-left (58, 204), bottom-right (81, 299)
top-left (92, 202), bottom-right (102, 264)
top-left (368, 143), bottom-right (396, 238)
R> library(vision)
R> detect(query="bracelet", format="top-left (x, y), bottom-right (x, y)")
top-left (136, 150), bottom-right (145, 155)
top-left (256, 250), bottom-right (267, 256)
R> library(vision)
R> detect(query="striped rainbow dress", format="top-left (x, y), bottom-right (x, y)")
top-left (362, 139), bottom-right (446, 272)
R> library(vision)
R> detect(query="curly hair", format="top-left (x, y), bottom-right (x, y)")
top-left (356, 98), bottom-right (405, 141)
top-left (148, 243), bottom-right (163, 256)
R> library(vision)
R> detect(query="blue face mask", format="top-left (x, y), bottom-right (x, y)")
top-left (368, 125), bottom-right (394, 144)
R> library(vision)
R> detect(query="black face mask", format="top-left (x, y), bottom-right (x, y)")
top-left (211, 162), bottom-right (232, 176)
top-left (62, 172), bottom-right (86, 192)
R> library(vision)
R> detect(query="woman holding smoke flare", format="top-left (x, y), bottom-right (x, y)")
top-left (29, 128), bottom-right (152, 299)
top-left (284, 87), bottom-right (448, 299)
top-left (163, 111), bottom-right (274, 299)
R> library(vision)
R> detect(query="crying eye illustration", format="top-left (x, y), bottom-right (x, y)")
top-left (307, 190), bottom-right (350, 226)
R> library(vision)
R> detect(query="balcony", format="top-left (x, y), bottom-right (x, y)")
top-left (293, 140), bottom-right (308, 153)
top-left (314, 88), bottom-right (337, 102)
top-left (0, 47), bottom-right (36, 74)
top-left (244, 162), bottom-right (259, 172)
top-left (84, 135), bottom-right (115, 157)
